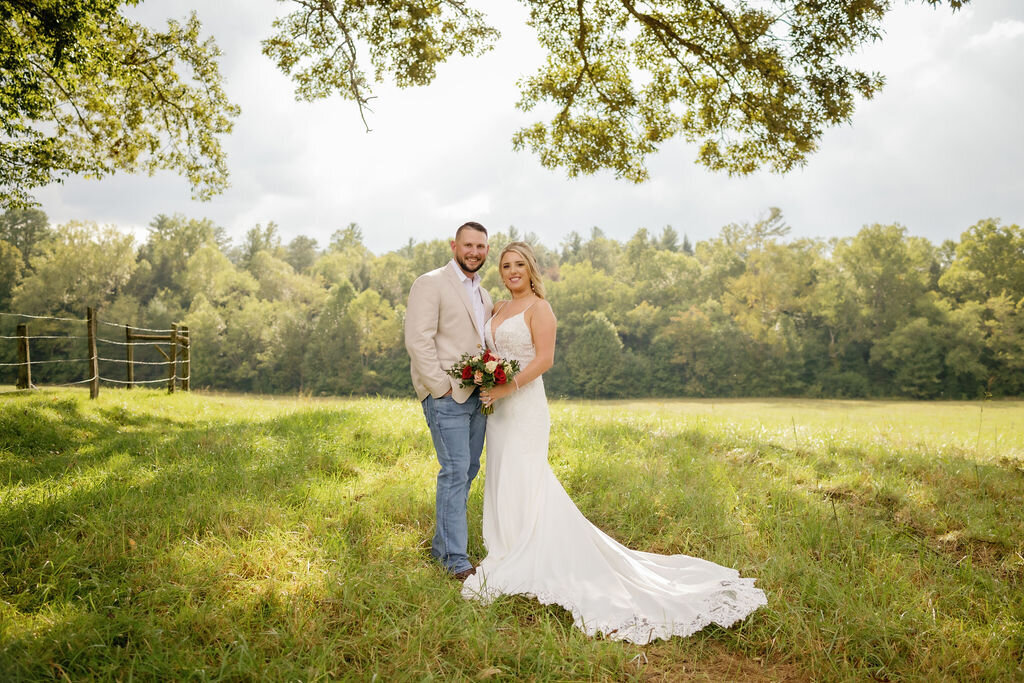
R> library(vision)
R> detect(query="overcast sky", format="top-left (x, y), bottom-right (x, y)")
top-left (35, 1), bottom-right (1024, 255)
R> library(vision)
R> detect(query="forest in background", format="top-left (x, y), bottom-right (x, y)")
top-left (1, 208), bottom-right (1022, 399)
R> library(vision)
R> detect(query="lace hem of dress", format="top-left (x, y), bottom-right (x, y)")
top-left (462, 578), bottom-right (767, 645)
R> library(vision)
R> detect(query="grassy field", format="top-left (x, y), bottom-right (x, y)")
top-left (0, 389), bottom-right (1021, 681)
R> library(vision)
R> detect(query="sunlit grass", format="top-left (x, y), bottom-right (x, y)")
top-left (1, 389), bottom-right (1021, 680)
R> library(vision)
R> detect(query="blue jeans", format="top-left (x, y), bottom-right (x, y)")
top-left (422, 393), bottom-right (486, 574)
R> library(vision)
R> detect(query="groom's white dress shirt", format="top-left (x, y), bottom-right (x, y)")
top-left (450, 259), bottom-right (487, 350)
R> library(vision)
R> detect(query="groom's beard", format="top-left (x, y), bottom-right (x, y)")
top-left (456, 254), bottom-right (485, 273)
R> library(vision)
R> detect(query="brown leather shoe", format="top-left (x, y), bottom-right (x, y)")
top-left (453, 567), bottom-right (476, 582)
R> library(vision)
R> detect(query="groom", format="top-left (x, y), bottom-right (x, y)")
top-left (405, 221), bottom-right (492, 581)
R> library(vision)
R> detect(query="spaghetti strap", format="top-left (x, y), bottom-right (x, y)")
top-left (489, 299), bottom-right (540, 344)
top-left (494, 299), bottom-right (538, 318)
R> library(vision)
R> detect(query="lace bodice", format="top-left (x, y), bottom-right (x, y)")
top-left (483, 305), bottom-right (546, 421)
top-left (485, 310), bottom-right (535, 367)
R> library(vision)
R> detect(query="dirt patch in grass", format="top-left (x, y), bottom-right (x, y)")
top-left (934, 530), bottom-right (1022, 579)
top-left (635, 644), bottom-right (810, 682)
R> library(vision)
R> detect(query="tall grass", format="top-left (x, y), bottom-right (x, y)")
top-left (1, 389), bottom-right (1021, 680)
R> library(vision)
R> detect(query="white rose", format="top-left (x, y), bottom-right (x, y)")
top-left (484, 360), bottom-right (499, 373)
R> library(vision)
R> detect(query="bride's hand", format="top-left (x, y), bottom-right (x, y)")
top-left (480, 382), bottom-right (515, 409)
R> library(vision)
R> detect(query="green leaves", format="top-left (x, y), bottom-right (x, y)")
top-left (939, 218), bottom-right (1024, 303)
top-left (1, 2), bottom-right (239, 208)
top-left (516, 0), bottom-right (891, 180)
top-left (2, 1), bottom-right (971, 204)
top-left (262, 0), bottom-right (500, 130)
top-left (265, 0), bottom-right (962, 181)
top-left (11, 220), bottom-right (138, 315)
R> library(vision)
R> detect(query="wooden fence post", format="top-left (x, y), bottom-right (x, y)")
top-left (168, 324), bottom-right (178, 394)
top-left (87, 307), bottom-right (99, 399)
top-left (16, 323), bottom-right (31, 389)
top-left (180, 325), bottom-right (190, 392)
top-left (126, 325), bottom-right (134, 389)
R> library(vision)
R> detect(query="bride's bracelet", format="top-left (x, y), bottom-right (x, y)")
top-left (513, 377), bottom-right (520, 391)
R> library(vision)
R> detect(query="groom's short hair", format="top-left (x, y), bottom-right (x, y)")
top-left (455, 221), bottom-right (488, 240)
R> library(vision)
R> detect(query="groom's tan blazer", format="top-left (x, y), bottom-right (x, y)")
top-left (405, 262), bottom-right (493, 404)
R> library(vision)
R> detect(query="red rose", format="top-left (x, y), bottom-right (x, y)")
top-left (494, 366), bottom-right (507, 384)
top-left (482, 350), bottom-right (495, 362)
top-left (461, 365), bottom-right (473, 380)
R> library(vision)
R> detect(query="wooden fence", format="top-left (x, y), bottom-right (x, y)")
top-left (5, 308), bottom-right (190, 398)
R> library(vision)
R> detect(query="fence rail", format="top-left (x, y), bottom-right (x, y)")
top-left (1, 309), bottom-right (191, 398)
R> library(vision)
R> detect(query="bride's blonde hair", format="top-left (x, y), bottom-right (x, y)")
top-left (499, 241), bottom-right (545, 299)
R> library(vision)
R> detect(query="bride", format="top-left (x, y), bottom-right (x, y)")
top-left (465, 241), bottom-right (767, 644)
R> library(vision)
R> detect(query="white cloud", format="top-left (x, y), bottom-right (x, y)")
top-left (966, 19), bottom-right (1024, 50)
top-left (434, 193), bottom-right (494, 222)
top-left (33, 0), bottom-right (1024, 255)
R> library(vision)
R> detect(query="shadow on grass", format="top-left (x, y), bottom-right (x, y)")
top-left (0, 392), bottom-right (455, 677)
top-left (1, 392), bottom-right (1021, 680)
top-left (0, 393), bottom-right (429, 584)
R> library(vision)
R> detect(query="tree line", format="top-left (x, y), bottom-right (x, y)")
top-left (1, 208), bottom-right (1021, 399)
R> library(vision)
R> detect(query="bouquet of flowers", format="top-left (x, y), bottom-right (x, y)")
top-left (447, 349), bottom-right (521, 415)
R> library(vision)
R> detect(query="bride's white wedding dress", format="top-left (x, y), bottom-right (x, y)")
top-left (461, 309), bottom-right (768, 644)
